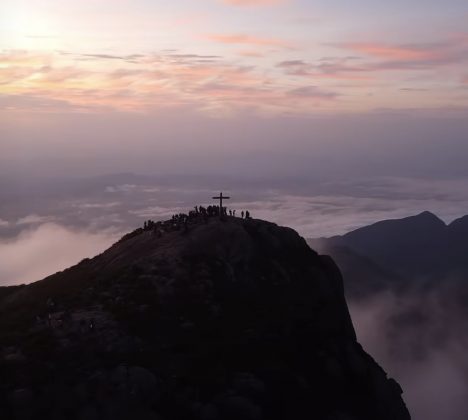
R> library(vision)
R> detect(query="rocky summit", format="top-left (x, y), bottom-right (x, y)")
top-left (0, 215), bottom-right (411, 420)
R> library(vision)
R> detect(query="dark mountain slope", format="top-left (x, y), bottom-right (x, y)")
top-left (313, 211), bottom-right (468, 287)
top-left (307, 240), bottom-right (403, 300)
top-left (0, 216), bottom-right (410, 420)
top-left (322, 212), bottom-right (449, 278)
top-left (448, 215), bottom-right (468, 271)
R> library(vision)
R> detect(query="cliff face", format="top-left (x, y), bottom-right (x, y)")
top-left (0, 217), bottom-right (410, 420)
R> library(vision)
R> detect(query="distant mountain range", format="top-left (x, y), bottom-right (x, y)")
top-left (309, 211), bottom-right (468, 298)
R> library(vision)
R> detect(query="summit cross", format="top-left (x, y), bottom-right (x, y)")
top-left (212, 192), bottom-right (230, 215)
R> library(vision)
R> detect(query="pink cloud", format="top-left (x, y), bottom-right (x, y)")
top-left (206, 33), bottom-right (291, 48)
top-left (0, 49), bottom-right (337, 115)
top-left (334, 39), bottom-right (468, 70)
top-left (237, 50), bottom-right (264, 58)
top-left (341, 43), bottom-right (444, 61)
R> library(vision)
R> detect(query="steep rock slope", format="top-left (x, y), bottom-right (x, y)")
top-left (0, 217), bottom-right (410, 420)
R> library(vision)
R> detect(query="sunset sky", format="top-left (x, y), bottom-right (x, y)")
top-left (2, 0), bottom-right (468, 116)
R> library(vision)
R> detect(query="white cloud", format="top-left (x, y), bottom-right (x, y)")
top-left (0, 223), bottom-right (120, 286)
top-left (16, 214), bottom-right (54, 225)
top-left (349, 292), bottom-right (468, 420)
top-left (75, 201), bottom-right (121, 209)
top-left (105, 184), bottom-right (138, 193)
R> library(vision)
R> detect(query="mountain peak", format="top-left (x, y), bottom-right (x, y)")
top-left (413, 210), bottom-right (446, 225)
top-left (448, 214), bottom-right (468, 229)
top-left (323, 211), bottom-right (448, 277)
top-left (0, 214), bottom-right (410, 420)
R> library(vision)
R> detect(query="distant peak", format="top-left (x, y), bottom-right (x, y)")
top-left (413, 211), bottom-right (445, 225)
top-left (448, 214), bottom-right (468, 229)
top-left (417, 210), bottom-right (437, 218)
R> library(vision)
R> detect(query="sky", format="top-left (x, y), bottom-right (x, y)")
top-left (1, 0), bottom-right (468, 116)
top-left (1, 0), bottom-right (468, 179)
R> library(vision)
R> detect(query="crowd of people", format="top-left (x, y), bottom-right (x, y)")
top-left (142, 205), bottom-right (251, 235)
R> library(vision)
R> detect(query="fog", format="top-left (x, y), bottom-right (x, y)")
top-left (0, 223), bottom-right (120, 286)
top-left (349, 286), bottom-right (468, 420)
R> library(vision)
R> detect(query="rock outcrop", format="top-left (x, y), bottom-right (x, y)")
top-left (0, 216), bottom-right (411, 420)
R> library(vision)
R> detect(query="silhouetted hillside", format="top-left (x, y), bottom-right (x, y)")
top-left (313, 211), bottom-right (468, 282)
top-left (448, 215), bottom-right (468, 270)
top-left (307, 241), bottom-right (403, 300)
top-left (0, 216), bottom-right (410, 420)
top-left (327, 212), bottom-right (447, 277)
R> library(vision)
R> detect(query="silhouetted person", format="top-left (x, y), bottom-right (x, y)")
top-left (241, 211), bottom-right (244, 219)
top-left (233, 210), bottom-right (236, 217)
top-left (246, 210), bottom-right (250, 219)
top-left (229, 210), bottom-right (232, 216)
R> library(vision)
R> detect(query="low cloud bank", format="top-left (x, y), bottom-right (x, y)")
top-left (0, 223), bottom-right (120, 286)
top-left (349, 286), bottom-right (468, 420)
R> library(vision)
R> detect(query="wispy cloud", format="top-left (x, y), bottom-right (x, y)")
top-left (277, 37), bottom-right (468, 83)
top-left (287, 85), bottom-right (338, 99)
top-left (206, 33), bottom-right (292, 48)
top-left (16, 214), bottom-right (55, 225)
top-left (0, 49), bottom-right (336, 115)
top-left (2, 34), bottom-right (468, 115)
top-left (277, 57), bottom-right (371, 80)
top-left (334, 38), bottom-right (468, 71)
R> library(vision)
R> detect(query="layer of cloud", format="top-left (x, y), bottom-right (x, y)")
top-left (277, 57), bottom-right (371, 80)
top-left (16, 214), bottom-right (55, 225)
top-left (276, 37), bottom-right (468, 84)
top-left (0, 223), bottom-right (120, 286)
top-left (2, 33), bottom-right (468, 115)
top-left (333, 38), bottom-right (468, 71)
top-left (349, 287), bottom-right (468, 420)
top-left (206, 33), bottom-right (291, 48)
top-left (1, 49), bottom-right (340, 115)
